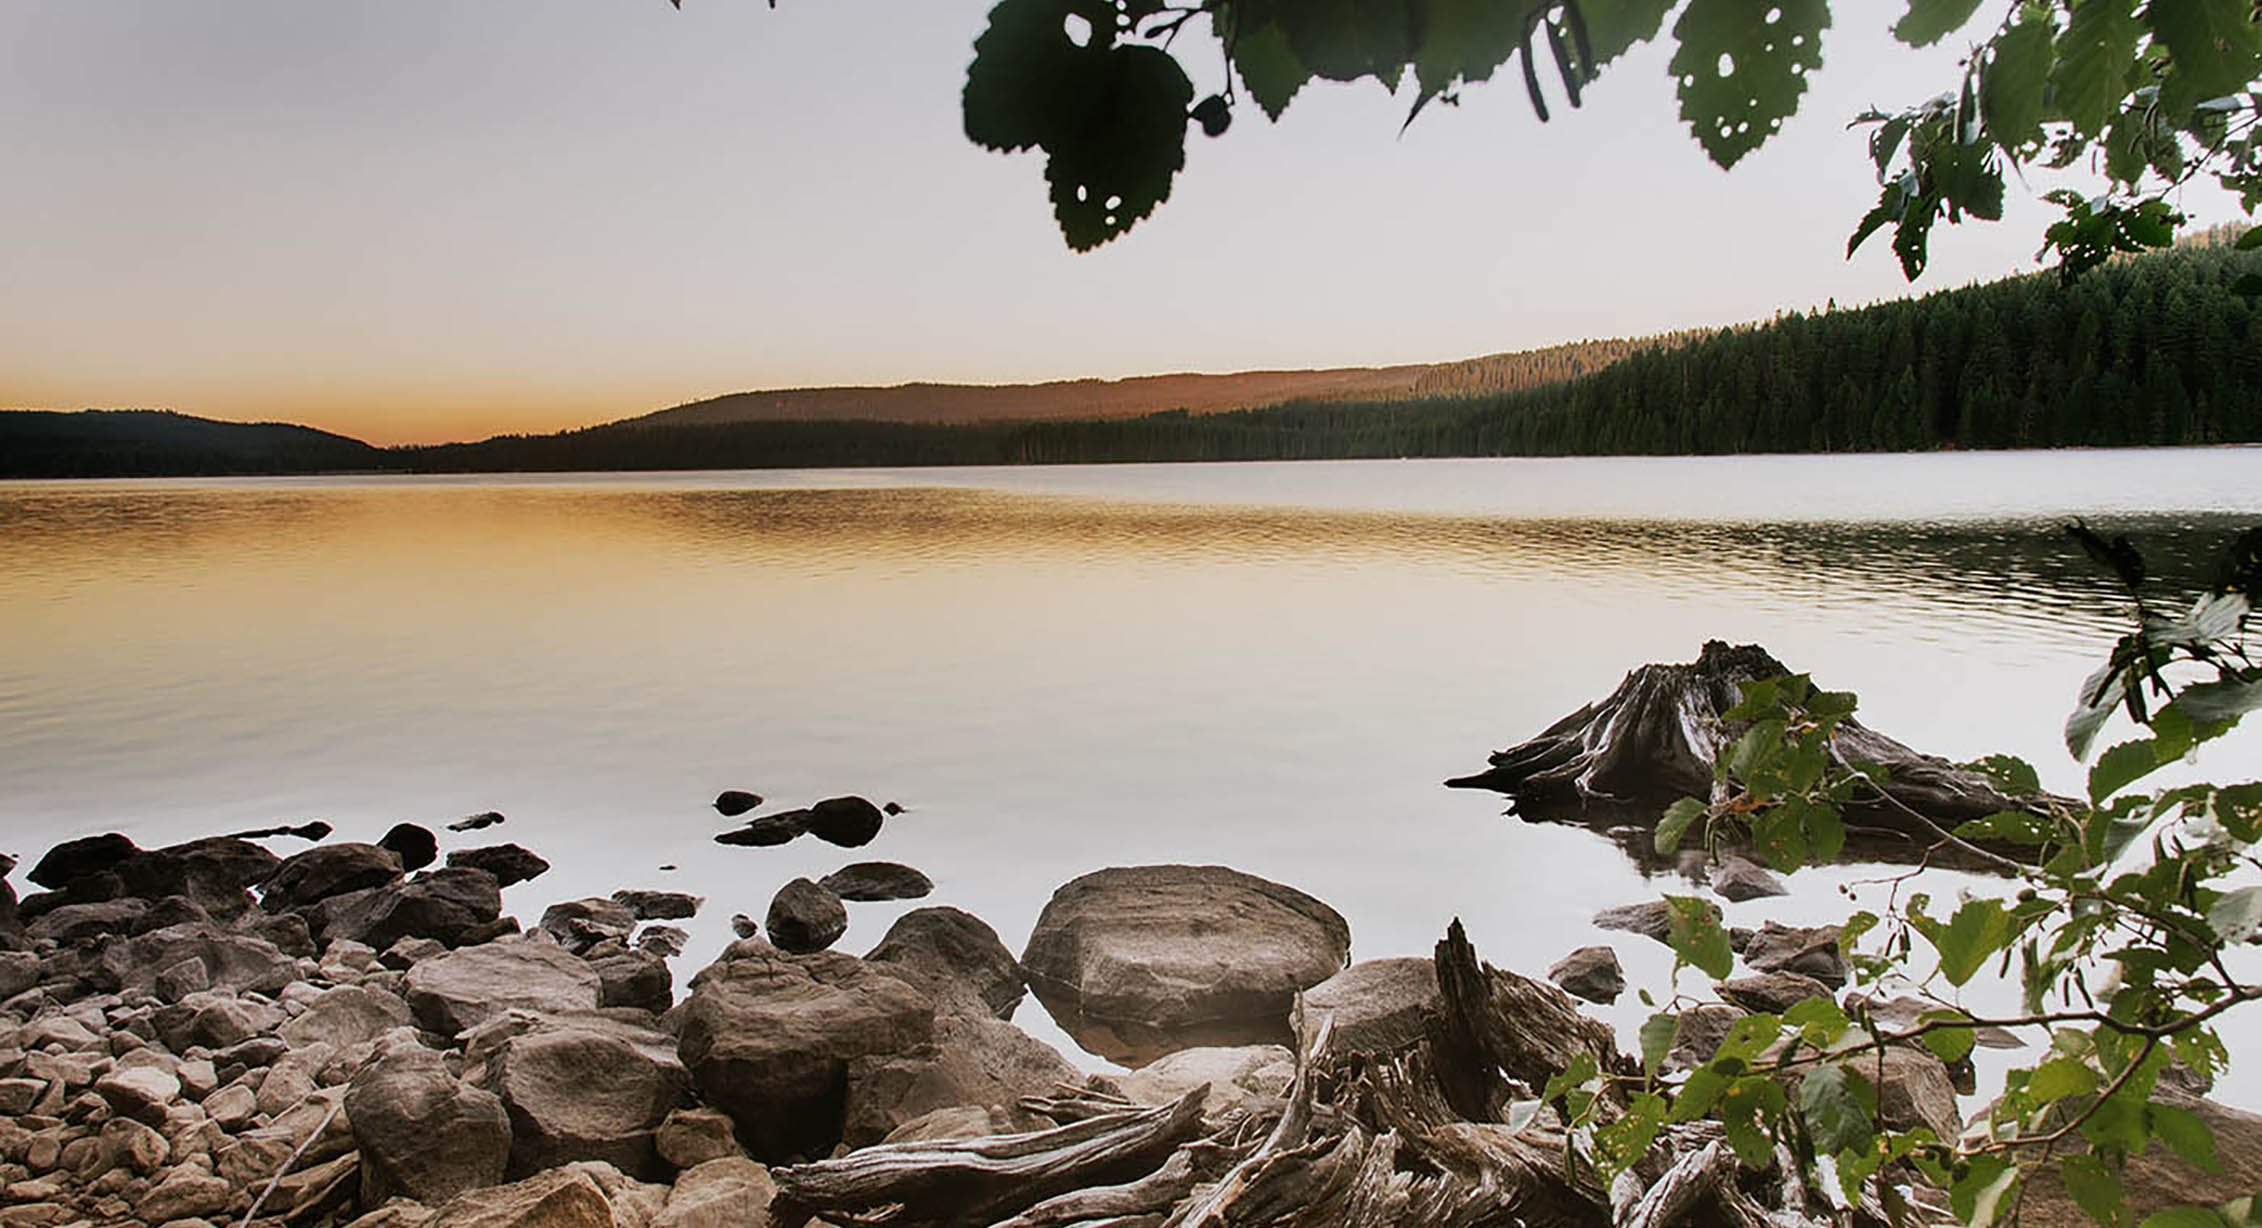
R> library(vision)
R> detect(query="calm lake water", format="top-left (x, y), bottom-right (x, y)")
top-left (5, 450), bottom-right (2262, 1075)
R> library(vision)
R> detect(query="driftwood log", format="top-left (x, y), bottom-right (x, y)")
top-left (767, 921), bottom-right (1889, 1228)
top-left (1447, 640), bottom-right (2067, 869)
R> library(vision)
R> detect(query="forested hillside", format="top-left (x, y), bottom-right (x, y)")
top-left (0, 410), bottom-right (384, 478)
top-left (401, 238), bottom-right (2260, 471)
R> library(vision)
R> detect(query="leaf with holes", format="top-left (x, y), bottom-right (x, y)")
top-left (1669, 0), bottom-right (1828, 168)
top-left (1799, 1063), bottom-right (1875, 1155)
top-left (1894, 0), bottom-right (1985, 46)
top-left (1654, 796), bottom-right (1706, 855)
top-left (2206, 885), bottom-right (2262, 944)
top-left (1042, 44), bottom-right (1192, 250)
top-left (2061, 1154), bottom-right (2132, 1228)
top-left (964, 0), bottom-right (1098, 153)
top-left (1639, 1011), bottom-right (1679, 1078)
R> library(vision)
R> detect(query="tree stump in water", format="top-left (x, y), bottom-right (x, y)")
top-left (1446, 640), bottom-right (2062, 867)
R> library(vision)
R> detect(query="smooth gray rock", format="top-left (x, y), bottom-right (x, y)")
top-left (1709, 855), bottom-right (1790, 902)
top-left (1716, 969), bottom-right (1834, 1014)
top-left (1020, 864), bottom-right (1350, 1066)
top-left (280, 983), bottom-right (413, 1051)
top-left (100, 923), bottom-right (298, 997)
top-left (488, 1017), bottom-right (689, 1179)
top-left (1742, 920), bottom-right (1848, 986)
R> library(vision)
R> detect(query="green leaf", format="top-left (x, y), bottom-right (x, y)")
top-left (1957, 809), bottom-right (2056, 845)
top-left (1664, 894), bottom-right (1734, 979)
top-left (1412, 0), bottom-right (1523, 102)
top-left (1952, 1153), bottom-right (2021, 1227)
top-left (1668, 0), bottom-right (1829, 169)
top-left (2070, 658), bottom-right (2132, 761)
top-left (2051, 0), bottom-right (2144, 138)
top-left (1595, 1091), bottom-right (1667, 1175)
top-left (964, 0), bottom-right (1095, 153)
top-left (2212, 782), bottom-right (2262, 842)
top-left (1968, 754), bottom-right (2044, 797)
top-left (1041, 45), bottom-right (1194, 251)
top-left (2032, 1055), bottom-right (2103, 1102)
top-left (1894, 0), bottom-right (1985, 46)
top-left (2145, 0), bottom-right (2262, 113)
top-left (1799, 1063), bottom-right (1875, 1154)
top-left (2090, 737), bottom-right (2170, 804)
top-left (2234, 273), bottom-right (2262, 297)
top-left (1785, 995), bottom-right (1851, 1046)
top-left (2205, 885), bottom-right (2262, 943)
top-left (2171, 676), bottom-right (2262, 724)
top-left (1231, 20), bottom-right (1311, 120)
top-left (1911, 896), bottom-right (2018, 987)
top-left (1655, 796), bottom-right (1707, 855)
top-left (1670, 1065), bottom-right (1732, 1121)
top-left (1579, 0), bottom-right (1677, 66)
top-left (1259, 0), bottom-right (1416, 87)
top-left (1982, 17), bottom-right (2055, 152)
top-left (1640, 1012), bottom-right (1679, 1079)
top-left (2150, 1102), bottom-right (2222, 1171)
top-left (2061, 1153), bottom-right (2131, 1228)
top-left (2238, 227), bottom-right (2262, 250)
top-left (1919, 1009), bottom-right (1978, 1062)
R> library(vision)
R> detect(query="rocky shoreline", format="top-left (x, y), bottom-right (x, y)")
top-left (1, 801), bottom-right (2256, 1227)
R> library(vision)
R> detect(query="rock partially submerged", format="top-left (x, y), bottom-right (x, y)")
top-left (1448, 640), bottom-right (2064, 867)
top-left (766, 878), bottom-right (848, 954)
top-left (1020, 864), bottom-right (1350, 1066)
top-left (820, 861), bottom-right (934, 902)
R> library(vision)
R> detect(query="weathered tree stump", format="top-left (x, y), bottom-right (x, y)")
top-left (1447, 640), bottom-right (2064, 867)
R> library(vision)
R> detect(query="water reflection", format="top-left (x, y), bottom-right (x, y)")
top-left (2, 461), bottom-right (2257, 1080)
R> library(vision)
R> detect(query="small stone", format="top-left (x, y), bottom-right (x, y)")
top-left (1708, 856), bottom-right (1790, 902)
top-left (155, 957), bottom-right (211, 1003)
top-left (0, 1078), bottom-right (44, 1115)
top-left (98, 1114), bottom-right (170, 1176)
top-left (712, 791), bottom-right (763, 818)
top-left (1547, 946), bottom-right (1625, 1005)
top-left (380, 936), bottom-right (448, 971)
top-left (377, 824), bottom-right (439, 873)
top-left (633, 926), bottom-right (688, 958)
top-left (448, 811), bottom-right (507, 832)
top-left (713, 810), bottom-right (809, 848)
top-left (94, 1065), bottom-right (181, 1123)
top-left (728, 915), bottom-right (757, 939)
top-left (653, 1107), bottom-right (742, 1169)
top-left (203, 1083), bottom-right (257, 1130)
top-left (139, 1168), bottom-right (233, 1221)
top-left (1742, 921), bottom-right (1847, 986)
top-left (1716, 970), bottom-right (1833, 1014)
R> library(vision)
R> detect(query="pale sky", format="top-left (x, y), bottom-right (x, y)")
top-left (0, 1), bottom-right (2244, 445)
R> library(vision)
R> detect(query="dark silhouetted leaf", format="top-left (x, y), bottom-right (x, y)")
top-left (1982, 17), bottom-right (2055, 152)
top-left (2052, 0), bottom-right (2143, 138)
top-left (1894, 0), bottom-right (1985, 46)
top-left (1232, 20), bottom-right (1311, 120)
top-left (1669, 0), bottom-right (1829, 168)
top-left (1042, 44), bottom-right (1192, 250)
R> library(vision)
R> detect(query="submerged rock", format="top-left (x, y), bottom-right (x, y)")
top-left (715, 809), bottom-right (810, 848)
top-left (379, 823), bottom-right (440, 872)
top-left (1021, 864), bottom-right (1350, 1066)
top-left (1708, 855), bottom-right (1789, 901)
top-left (447, 843), bottom-right (551, 888)
top-left (806, 796), bottom-right (886, 848)
top-left (612, 889), bottom-right (702, 921)
top-left (713, 790), bottom-right (764, 818)
top-left (27, 832), bottom-right (139, 889)
top-left (267, 843), bottom-right (405, 911)
top-left (449, 810), bottom-right (507, 832)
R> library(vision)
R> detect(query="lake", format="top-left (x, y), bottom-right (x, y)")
top-left (5, 449), bottom-right (2261, 1076)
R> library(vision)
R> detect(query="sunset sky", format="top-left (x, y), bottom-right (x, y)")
top-left (2, 1), bottom-right (2246, 446)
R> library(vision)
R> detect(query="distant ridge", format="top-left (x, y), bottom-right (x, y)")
top-left (0, 409), bottom-right (383, 479)
top-left (619, 334), bottom-right (1671, 430)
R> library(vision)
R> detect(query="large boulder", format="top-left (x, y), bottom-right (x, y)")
top-left (2024, 1091), bottom-right (2262, 1222)
top-left (281, 984), bottom-right (414, 1051)
top-left (116, 836), bottom-right (282, 918)
top-left (96, 922), bottom-right (299, 997)
top-left (267, 843), bottom-right (404, 910)
top-left (841, 1012), bottom-right (1082, 1146)
top-left (676, 939), bottom-right (933, 1161)
top-left (487, 1016), bottom-right (689, 1179)
top-left (308, 867), bottom-right (504, 950)
top-left (27, 832), bottom-right (139, 889)
top-left (1297, 957), bottom-right (1441, 1055)
top-left (347, 1038), bottom-right (512, 1206)
top-left (587, 945), bottom-right (674, 1014)
top-left (866, 906), bottom-right (1026, 1021)
top-left (1020, 864), bottom-right (1351, 1066)
top-left (765, 878), bottom-right (847, 954)
top-left (404, 938), bottom-right (604, 1037)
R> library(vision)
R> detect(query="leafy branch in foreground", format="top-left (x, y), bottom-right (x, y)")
top-left (1543, 522), bottom-right (2262, 1226)
top-left (906, 0), bottom-right (2262, 271)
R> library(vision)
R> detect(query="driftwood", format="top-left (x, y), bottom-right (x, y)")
top-left (770, 1088), bottom-right (1209, 1227)
top-left (1447, 640), bottom-right (2066, 869)
top-left (771, 919), bottom-right (1935, 1228)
